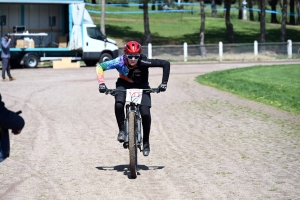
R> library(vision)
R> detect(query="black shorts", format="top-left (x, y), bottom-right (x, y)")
top-left (115, 78), bottom-right (151, 107)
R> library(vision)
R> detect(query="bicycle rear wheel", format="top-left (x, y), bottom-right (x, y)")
top-left (128, 112), bottom-right (138, 178)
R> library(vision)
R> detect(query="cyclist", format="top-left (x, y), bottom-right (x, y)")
top-left (96, 41), bottom-right (170, 156)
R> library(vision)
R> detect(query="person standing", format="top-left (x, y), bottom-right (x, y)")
top-left (1, 33), bottom-right (15, 81)
top-left (0, 94), bottom-right (25, 162)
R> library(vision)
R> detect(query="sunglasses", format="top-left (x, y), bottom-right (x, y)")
top-left (126, 55), bottom-right (140, 60)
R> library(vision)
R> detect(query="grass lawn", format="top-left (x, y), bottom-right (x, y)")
top-left (87, 4), bottom-right (300, 45)
top-left (195, 64), bottom-right (300, 114)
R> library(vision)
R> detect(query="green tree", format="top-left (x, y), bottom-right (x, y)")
top-left (280, 0), bottom-right (287, 42)
top-left (224, 0), bottom-right (235, 43)
top-left (259, 0), bottom-right (266, 44)
top-left (142, 0), bottom-right (152, 45)
top-left (297, 0), bottom-right (300, 25)
top-left (199, 0), bottom-right (206, 57)
top-left (290, 0), bottom-right (295, 25)
top-left (269, 0), bottom-right (279, 23)
top-left (248, 0), bottom-right (255, 21)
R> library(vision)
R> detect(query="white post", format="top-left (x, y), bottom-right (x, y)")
top-left (242, 0), bottom-right (247, 20)
top-left (254, 40), bottom-right (258, 60)
top-left (287, 40), bottom-right (292, 59)
top-left (219, 41), bottom-right (223, 62)
top-left (184, 42), bottom-right (187, 62)
top-left (148, 43), bottom-right (152, 59)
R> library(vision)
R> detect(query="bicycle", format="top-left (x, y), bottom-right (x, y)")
top-left (105, 88), bottom-right (159, 179)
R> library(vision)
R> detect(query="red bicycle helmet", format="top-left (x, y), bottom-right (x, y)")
top-left (124, 41), bottom-right (142, 54)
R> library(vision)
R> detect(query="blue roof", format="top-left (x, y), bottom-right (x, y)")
top-left (0, 0), bottom-right (83, 3)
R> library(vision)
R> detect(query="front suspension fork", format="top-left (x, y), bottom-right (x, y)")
top-left (136, 105), bottom-right (142, 151)
top-left (123, 104), bottom-right (142, 151)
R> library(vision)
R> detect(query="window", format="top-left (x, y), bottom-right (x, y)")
top-left (86, 27), bottom-right (105, 41)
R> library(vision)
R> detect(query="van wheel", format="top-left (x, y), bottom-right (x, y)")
top-left (84, 60), bottom-right (98, 67)
top-left (24, 54), bottom-right (39, 68)
top-left (99, 53), bottom-right (112, 63)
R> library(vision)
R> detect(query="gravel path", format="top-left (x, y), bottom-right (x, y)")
top-left (0, 62), bottom-right (299, 200)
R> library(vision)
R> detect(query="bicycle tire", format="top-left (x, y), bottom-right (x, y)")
top-left (128, 112), bottom-right (138, 178)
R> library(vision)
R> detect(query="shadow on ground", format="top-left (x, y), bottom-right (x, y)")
top-left (96, 165), bottom-right (164, 179)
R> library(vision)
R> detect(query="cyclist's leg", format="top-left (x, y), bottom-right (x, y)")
top-left (115, 100), bottom-right (125, 131)
top-left (115, 98), bottom-right (126, 142)
top-left (139, 82), bottom-right (152, 144)
top-left (140, 105), bottom-right (151, 156)
top-left (115, 79), bottom-right (129, 130)
top-left (115, 79), bottom-right (130, 142)
top-left (140, 105), bottom-right (151, 143)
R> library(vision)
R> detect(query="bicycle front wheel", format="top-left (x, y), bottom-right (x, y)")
top-left (128, 112), bottom-right (138, 179)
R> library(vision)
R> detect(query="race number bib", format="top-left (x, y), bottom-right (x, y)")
top-left (126, 89), bottom-right (143, 104)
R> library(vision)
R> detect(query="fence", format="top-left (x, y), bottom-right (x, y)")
top-left (118, 41), bottom-right (300, 62)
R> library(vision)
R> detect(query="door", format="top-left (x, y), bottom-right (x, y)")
top-left (83, 24), bottom-right (105, 58)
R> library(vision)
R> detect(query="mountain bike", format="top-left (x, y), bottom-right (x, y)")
top-left (105, 88), bottom-right (159, 179)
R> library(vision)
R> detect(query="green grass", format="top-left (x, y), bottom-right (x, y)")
top-left (87, 4), bottom-right (300, 45)
top-left (195, 64), bottom-right (300, 114)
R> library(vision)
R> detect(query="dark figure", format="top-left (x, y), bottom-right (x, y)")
top-left (0, 94), bottom-right (25, 162)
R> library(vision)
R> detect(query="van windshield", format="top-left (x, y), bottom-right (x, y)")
top-left (86, 27), bottom-right (105, 40)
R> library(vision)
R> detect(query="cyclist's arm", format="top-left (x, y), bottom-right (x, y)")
top-left (140, 56), bottom-right (170, 84)
top-left (96, 56), bottom-right (124, 84)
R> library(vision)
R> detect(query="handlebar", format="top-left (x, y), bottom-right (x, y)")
top-left (105, 88), bottom-right (160, 96)
top-left (16, 110), bottom-right (22, 115)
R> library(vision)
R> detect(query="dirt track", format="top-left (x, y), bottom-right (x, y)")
top-left (1, 62), bottom-right (300, 199)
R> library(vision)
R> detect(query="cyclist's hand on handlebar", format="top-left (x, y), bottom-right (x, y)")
top-left (158, 83), bottom-right (167, 92)
top-left (99, 83), bottom-right (108, 93)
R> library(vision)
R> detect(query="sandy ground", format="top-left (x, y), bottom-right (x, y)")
top-left (0, 61), bottom-right (300, 200)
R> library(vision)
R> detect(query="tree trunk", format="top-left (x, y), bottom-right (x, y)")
top-left (238, 0), bottom-right (242, 19)
top-left (211, 0), bottom-right (217, 17)
top-left (143, 0), bottom-right (152, 45)
top-left (248, 0), bottom-right (254, 21)
top-left (290, 0), bottom-right (295, 25)
top-left (280, 0), bottom-right (287, 42)
top-left (199, 0), bottom-right (206, 58)
top-left (101, 0), bottom-right (106, 36)
top-left (259, 0), bottom-right (266, 52)
top-left (270, 0), bottom-right (279, 23)
top-left (167, 0), bottom-right (173, 7)
top-left (224, 0), bottom-right (235, 43)
top-left (297, 0), bottom-right (300, 25)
